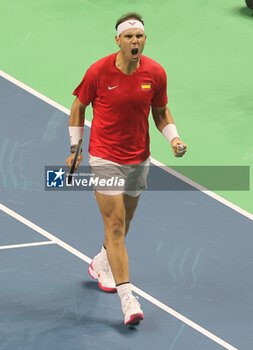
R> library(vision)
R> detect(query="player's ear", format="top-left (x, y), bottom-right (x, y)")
top-left (115, 35), bottom-right (120, 46)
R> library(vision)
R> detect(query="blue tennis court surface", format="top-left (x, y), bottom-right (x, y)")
top-left (0, 73), bottom-right (252, 350)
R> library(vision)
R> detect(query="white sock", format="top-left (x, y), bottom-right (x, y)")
top-left (117, 283), bottom-right (132, 300)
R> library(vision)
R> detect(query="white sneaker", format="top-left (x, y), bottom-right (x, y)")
top-left (121, 294), bottom-right (144, 325)
top-left (88, 253), bottom-right (117, 293)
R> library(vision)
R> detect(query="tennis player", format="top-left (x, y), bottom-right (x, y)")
top-left (66, 12), bottom-right (187, 325)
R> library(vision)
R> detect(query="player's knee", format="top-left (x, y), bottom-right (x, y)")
top-left (106, 219), bottom-right (125, 241)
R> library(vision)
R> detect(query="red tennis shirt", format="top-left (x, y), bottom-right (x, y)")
top-left (73, 52), bottom-right (168, 164)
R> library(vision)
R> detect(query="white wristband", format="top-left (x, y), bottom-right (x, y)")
top-left (69, 126), bottom-right (84, 145)
top-left (162, 124), bottom-right (180, 143)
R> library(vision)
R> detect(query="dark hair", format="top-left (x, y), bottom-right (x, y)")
top-left (115, 12), bottom-right (144, 30)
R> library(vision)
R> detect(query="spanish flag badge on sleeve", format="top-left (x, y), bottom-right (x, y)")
top-left (141, 83), bottom-right (152, 91)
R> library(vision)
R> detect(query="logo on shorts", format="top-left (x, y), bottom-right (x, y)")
top-left (46, 168), bottom-right (65, 188)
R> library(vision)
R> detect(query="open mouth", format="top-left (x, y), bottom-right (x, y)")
top-left (131, 48), bottom-right (139, 59)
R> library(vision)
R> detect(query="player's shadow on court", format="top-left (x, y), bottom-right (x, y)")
top-left (82, 280), bottom-right (100, 292)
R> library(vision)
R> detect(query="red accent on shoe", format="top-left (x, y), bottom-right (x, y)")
top-left (88, 261), bottom-right (97, 280)
top-left (125, 313), bottom-right (144, 325)
top-left (88, 261), bottom-right (117, 293)
top-left (98, 281), bottom-right (117, 293)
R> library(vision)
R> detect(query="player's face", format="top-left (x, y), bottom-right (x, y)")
top-left (116, 29), bottom-right (146, 62)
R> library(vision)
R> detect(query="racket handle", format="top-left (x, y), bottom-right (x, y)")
top-left (68, 139), bottom-right (83, 185)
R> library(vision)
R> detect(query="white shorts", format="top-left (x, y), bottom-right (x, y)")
top-left (88, 154), bottom-right (150, 197)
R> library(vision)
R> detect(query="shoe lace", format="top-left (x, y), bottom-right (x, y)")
top-left (101, 260), bottom-right (114, 282)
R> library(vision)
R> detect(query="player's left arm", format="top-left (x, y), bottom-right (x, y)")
top-left (152, 105), bottom-right (187, 158)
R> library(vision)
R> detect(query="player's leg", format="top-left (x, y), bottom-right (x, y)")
top-left (92, 193), bottom-right (140, 286)
top-left (88, 154), bottom-right (127, 292)
top-left (88, 191), bottom-right (126, 292)
top-left (88, 193), bottom-right (140, 292)
top-left (95, 192), bottom-right (128, 284)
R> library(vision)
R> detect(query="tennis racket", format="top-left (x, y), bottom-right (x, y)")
top-left (68, 138), bottom-right (83, 185)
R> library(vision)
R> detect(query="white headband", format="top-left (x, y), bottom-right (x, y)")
top-left (117, 19), bottom-right (145, 36)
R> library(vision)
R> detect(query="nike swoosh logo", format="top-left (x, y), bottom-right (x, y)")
top-left (108, 85), bottom-right (118, 90)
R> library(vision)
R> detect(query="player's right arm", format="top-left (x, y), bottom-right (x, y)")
top-left (66, 97), bottom-right (86, 170)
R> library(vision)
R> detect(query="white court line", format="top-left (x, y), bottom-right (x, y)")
top-left (0, 202), bottom-right (238, 350)
top-left (0, 69), bottom-right (252, 220)
top-left (0, 241), bottom-right (56, 250)
top-left (0, 203), bottom-right (91, 264)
